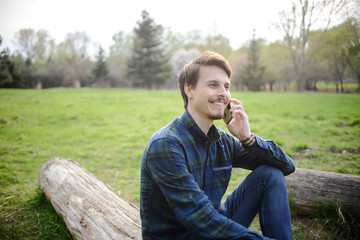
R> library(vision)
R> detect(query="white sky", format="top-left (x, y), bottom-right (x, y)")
top-left (0, 0), bottom-right (292, 55)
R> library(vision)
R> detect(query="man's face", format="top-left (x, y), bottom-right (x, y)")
top-left (186, 65), bottom-right (231, 122)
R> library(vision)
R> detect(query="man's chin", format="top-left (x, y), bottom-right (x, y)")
top-left (209, 112), bottom-right (224, 120)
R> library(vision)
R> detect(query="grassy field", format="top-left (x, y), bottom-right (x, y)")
top-left (0, 89), bottom-right (359, 239)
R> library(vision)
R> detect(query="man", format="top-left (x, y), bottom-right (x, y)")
top-left (140, 51), bottom-right (295, 240)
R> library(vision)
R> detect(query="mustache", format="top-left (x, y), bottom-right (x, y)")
top-left (209, 97), bottom-right (228, 102)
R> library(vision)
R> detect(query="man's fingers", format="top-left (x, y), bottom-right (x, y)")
top-left (230, 98), bottom-right (241, 104)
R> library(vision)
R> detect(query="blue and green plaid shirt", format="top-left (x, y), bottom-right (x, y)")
top-left (140, 110), bottom-right (295, 239)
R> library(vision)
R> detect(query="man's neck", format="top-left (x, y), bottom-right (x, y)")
top-left (187, 108), bottom-right (213, 135)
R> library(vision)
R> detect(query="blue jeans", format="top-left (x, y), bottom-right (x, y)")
top-left (219, 165), bottom-right (292, 240)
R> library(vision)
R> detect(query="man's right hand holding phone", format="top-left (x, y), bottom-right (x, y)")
top-left (224, 98), bottom-right (252, 142)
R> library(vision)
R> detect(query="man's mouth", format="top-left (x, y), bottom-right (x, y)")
top-left (209, 98), bottom-right (228, 107)
top-left (213, 102), bottom-right (226, 106)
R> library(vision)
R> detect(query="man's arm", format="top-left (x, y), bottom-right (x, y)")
top-left (225, 98), bottom-right (295, 176)
top-left (231, 135), bottom-right (295, 176)
top-left (144, 138), bottom-right (270, 240)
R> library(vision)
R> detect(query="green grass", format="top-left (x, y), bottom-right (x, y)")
top-left (0, 89), bottom-right (359, 239)
top-left (315, 203), bottom-right (360, 240)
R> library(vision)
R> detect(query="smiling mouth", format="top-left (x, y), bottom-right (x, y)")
top-left (210, 101), bottom-right (227, 108)
top-left (209, 97), bottom-right (228, 108)
top-left (213, 102), bottom-right (226, 106)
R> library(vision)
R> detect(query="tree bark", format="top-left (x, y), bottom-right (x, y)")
top-left (285, 168), bottom-right (360, 215)
top-left (38, 157), bottom-right (141, 240)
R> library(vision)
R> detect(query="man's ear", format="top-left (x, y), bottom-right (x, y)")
top-left (184, 83), bottom-right (192, 99)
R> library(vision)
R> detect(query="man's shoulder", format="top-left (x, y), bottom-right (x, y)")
top-left (149, 116), bottom-right (186, 144)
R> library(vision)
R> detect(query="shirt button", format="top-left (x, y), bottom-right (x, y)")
top-left (188, 195), bottom-right (193, 200)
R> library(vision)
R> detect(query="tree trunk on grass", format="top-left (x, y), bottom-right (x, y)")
top-left (38, 157), bottom-right (141, 240)
top-left (285, 168), bottom-right (360, 216)
top-left (38, 158), bottom-right (360, 239)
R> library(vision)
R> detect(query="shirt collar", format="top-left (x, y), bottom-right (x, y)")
top-left (181, 110), bottom-right (220, 144)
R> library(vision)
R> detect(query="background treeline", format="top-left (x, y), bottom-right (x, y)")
top-left (1, 0), bottom-right (359, 92)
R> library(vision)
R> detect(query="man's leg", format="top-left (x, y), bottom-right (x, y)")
top-left (219, 165), bottom-right (292, 240)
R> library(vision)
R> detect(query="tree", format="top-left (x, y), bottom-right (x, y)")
top-left (199, 34), bottom-right (233, 60)
top-left (12, 28), bottom-right (36, 61)
top-left (344, 18), bottom-right (360, 89)
top-left (56, 31), bottom-right (92, 87)
top-left (92, 45), bottom-right (109, 87)
top-left (12, 29), bottom-right (54, 88)
top-left (163, 28), bottom-right (185, 54)
top-left (183, 30), bottom-right (204, 50)
top-left (169, 48), bottom-right (200, 89)
top-left (63, 31), bottom-right (90, 60)
top-left (12, 29), bottom-right (54, 61)
top-left (313, 18), bottom-right (360, 92)
top-left (0, 36), bottom-right (24, 88)
top-left (33, 30), bottom-right (54, 60)
top-left (127, 10), bottom-right (172, 89)
top-left (230, 53), bottom-right (247, 91)
top-left (320, 25), bottom-right (349, 92)
top-left (277, 0), bottom-right (348, 91)
top-left (261, 41), bottom-right (292, 91)
top-left (108, 31), bottom-right (133, 87)
top-left (240, 31), bottom-right (265, 91)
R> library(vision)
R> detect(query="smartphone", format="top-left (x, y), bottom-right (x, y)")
top-left (224, 103), bottom-right (232, 124)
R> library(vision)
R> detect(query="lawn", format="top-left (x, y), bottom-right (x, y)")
top-left (0, 89), bottom-right (359, 239)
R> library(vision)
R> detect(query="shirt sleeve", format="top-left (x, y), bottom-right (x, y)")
top-left (144, 137), bottom-right (270, 240)
top-left (232, 135), bottom-right (296, 176)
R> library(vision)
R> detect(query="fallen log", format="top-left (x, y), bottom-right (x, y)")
top-left (285, 168), bottom-right (360, 215)
top-left (38, 157), bottom-right (141, 240)
top-left (39, 158), bottom-right (360, 239)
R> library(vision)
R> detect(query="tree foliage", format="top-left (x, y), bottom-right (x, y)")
top-left (0, 36), bottom-right (24, 88)
top-left (92, 45), bottom-right (109, 87)
top-left (108, 31), bottom-right (133, 87)
top-left (311, 17), bottom-right (360, 91)
top-left (199, 33), bottom-right (233, 60)
top-left (1, 1), bottom-right (358, 92)
top-left (261, 41), bottom-right (292, 91)
top-left (277, 0), bottom-right (349, 91)
top-left (53, 32), bottom-right (92, 88)
top-left (12, 29), bottom-right (53, 62)
top-left (344, 18), bottom-right (360, 88)
top-left (127, 10), bottom-right (172, 89)
top-left (240, 32), bottom-right (265, 91)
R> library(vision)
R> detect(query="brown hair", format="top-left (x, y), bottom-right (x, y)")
top-left (177, 51), bottom-right (232, 109)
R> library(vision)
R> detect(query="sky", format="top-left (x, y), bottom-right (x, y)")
top-left (0, 0), bottom-right (292, 55)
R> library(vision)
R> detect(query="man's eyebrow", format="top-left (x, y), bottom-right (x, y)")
top-left (207, 79), bottom-right (231, 86)
top-left (206, 80), bottom-right (231, 88)
top-left (207, 79), bottom-right (218, 83)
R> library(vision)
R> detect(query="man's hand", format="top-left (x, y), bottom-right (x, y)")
top-left (224, 98), bottom-right (251, 141)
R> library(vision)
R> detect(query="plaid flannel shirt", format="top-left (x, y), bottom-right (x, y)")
top-left (140, 110), bottom-right (295, 240)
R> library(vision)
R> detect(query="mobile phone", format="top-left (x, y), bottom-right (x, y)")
top-left (224, 103), bottom-right (232, 124)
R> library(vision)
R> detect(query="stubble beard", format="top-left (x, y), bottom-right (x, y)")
top-left (208, 110), bottom-right (224, 121)
top-left (208, 97), bottom-right (227, 120)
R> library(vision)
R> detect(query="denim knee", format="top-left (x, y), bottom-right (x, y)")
top-left (253, 165), bottom-right (286, 188)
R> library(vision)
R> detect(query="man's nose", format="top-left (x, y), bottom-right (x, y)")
top-left (218, 86), bottom-right (229, 97)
